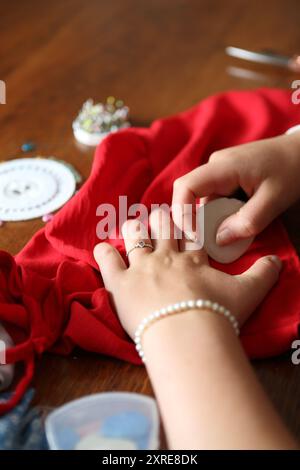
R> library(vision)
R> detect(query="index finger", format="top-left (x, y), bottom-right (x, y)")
top-left (172, 161), bottom-right (239, 232)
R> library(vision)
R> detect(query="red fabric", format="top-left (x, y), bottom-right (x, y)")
top-left (1, 88), bottom-right (300, 413)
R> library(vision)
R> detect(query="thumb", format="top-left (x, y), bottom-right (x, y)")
top-left (172, 161), bottom-right (238, 236)
top-left (216, 181), bottom-right (281, 246)
top-left (235, 255), bottom-right (282, 325)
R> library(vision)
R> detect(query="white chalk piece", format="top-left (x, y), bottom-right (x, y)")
top-left (203, 197), bottom-right (254, 264)
top-left (0, 323), bottom-right (15, 392)
top-left (75, 434), bottom-right (137, 450)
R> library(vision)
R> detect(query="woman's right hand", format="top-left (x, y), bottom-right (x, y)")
top-left (172, 132), bottom-right (300, 246)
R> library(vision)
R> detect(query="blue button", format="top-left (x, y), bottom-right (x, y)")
top-left (21, 142), bottom-right (36, 152)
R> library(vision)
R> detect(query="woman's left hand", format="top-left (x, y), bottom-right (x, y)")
top-left (94, 208), bottom-right (282, 339)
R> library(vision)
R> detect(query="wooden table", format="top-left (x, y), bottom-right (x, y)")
top-left (1, 0), bottom-right (300, 444)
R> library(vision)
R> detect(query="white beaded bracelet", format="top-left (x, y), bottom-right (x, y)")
top-left (134, 299), bottom-right (240, 363)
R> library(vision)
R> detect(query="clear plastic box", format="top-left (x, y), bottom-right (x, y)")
top-left (45, 392), bottom-right (160, 450)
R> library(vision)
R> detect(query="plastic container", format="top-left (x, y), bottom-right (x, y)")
top-left (45, 392), bottom-right (160, 450)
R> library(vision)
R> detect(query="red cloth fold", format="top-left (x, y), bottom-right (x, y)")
top-left (1, 88), bottom-right (300, 413)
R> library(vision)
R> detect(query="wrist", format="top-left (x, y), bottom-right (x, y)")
top-left (142, 307), bottom-right (237, 363)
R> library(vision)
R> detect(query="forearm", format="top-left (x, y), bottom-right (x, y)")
top-left (143, 310), bottom-right (297, 450)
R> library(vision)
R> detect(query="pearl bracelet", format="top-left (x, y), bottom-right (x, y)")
top-left (134, 299), bottom-right (240, 363)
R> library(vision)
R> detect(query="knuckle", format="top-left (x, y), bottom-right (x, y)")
top-left (149, 209), bottom-right (160, 227)
top-left (181, 252), bottom-right (199, 268)
top-left (239, 216), bottom-right (259, 238)
top-left (98, 242), bottom-right (114, 256)
top-left (149, 206), bottom-right (170, 229)
top-left (122, 218), bottom-right (138, 231)
top-left (150, 207), bottom-right (167, 219)
top-left (122, 218), bottom-right (146, 238)
top-left (209, 150), bottom-right (225, 162)
top-left (191, 254), bottom-right (201, 265)
top-left (162, 253), bottom-right (173, 267)
top-left (260, 257), bottom-right (280, 276)
top-left (173, 176), bottom-right (184, 191)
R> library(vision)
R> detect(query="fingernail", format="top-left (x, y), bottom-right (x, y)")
top-left (269, 255), bottom-right (282, 270)
top-left (216, 227), bottom-right (232, 246)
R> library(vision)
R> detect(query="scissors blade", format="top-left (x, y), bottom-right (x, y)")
top-left (226, 46), bottom-right (290, 67)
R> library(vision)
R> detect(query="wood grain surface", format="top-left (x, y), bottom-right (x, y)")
top-left (0, 0), bottom-right (300, 445)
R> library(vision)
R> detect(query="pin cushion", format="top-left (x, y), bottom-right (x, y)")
top-left (72, 97), bottom-right (130, 146)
